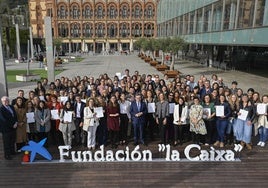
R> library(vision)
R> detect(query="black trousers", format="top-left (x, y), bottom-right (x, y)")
top-left (145, 113), bottom-right (155, 141)
top-left (204, 119), bottom-right (216, 144)
top-left (74, 118), bottom-right (83, 145)
top-left (174, 124), bottom-right (185, 143)
top-left (159, 118), bottom-right (167, 144)
top-left (2, 130), bottom-right (16, 157)
top-left (96, 117), bottom-right (107, 146)
top-left (119, 114), bottom-right (129, 142)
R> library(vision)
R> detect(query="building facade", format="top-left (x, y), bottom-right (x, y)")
top-left (157, 0), bottom-right (268, 70)
top-left (29, 0), bottom-right (158, 53)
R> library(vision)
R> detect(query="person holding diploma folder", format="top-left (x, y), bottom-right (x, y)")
top-left (59, 101), bottom-right (76, 146)
top-left (256, 95), bottom-right (268, 147)
top-left (202, 94), bottom-right (216, 145)
top-left (155, 93), bottom-right (169, 145)
top-left (214, 95), bottom-right (231, 148)
top-left (173, 97), bottom-right (188, 146)
top-left (235, 94), bottom-right (256, 150)
top-left (83, 98), bottom-right (99, 150)
top-left (35, 101), bottom-right (51, 144)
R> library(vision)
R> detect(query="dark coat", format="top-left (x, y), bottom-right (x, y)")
top-left (130, 100), bottom-right (147, 125)
top-left (0, 105), bottom-right (18, 133)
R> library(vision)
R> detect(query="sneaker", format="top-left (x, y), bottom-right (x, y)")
top-left (213, 141), bottom-right (220, 147)
top-left (220, 142), bottom-right (224, 148)
top-left (260, 142), bottom-right (265, 147)
top-left (240, 141), bottom-right (246, 147)
top-left (257, 141), bottom-right (262, 146)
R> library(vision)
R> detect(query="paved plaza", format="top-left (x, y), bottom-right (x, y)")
top-left (6, 54), bottom-right (268, 99)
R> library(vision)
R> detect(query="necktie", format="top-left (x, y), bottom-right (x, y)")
top-left (6, 106), bottom-right (14, 116)
top-left (137, 102), bottom-right (140, 111)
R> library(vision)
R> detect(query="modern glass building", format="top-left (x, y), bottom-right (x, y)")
top-left (157, 0), bottom-right (268, 70)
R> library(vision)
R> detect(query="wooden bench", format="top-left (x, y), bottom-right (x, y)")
top-left (156, 64), bottom-right (169, 71)
top-left (164, 70), bottom-right (180, 78)
top-left (149, 61), bottom-right (159, 66)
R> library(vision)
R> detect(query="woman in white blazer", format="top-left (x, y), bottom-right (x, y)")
top-left (83, 98), bottom-right (99, 150)
top-left (173, 97), bottom-right (188, 146)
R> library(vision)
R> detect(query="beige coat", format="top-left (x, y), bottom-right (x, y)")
top-left (83, 107), bottom-right (99, 131)
top-left (59, 109), bottom-right (76, 133)
top-left (14, 105), bottom-right (27, 143)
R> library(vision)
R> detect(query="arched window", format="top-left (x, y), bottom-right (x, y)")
top-left (134, 5), bottom-right (141, 18)
top-left (133, 24), bottom-right (141, 37)
top-left (110, 6), bottom-right (116, 18)
top-left (72, 5), bottom-right (79, 19)
top-left (122, 6), bottom-right (127, 18)
top-left (71, 24), bottom-right (80, 37)
top-left (109, 24), bottom-right (117, 37)
top-left (147, 5), bottom-right (153, 18)
top-left (84, 24), bottom-right (92, 37)
top-left (97, 5), bottom-right (103, 18)
top-left (85, 6), bottom-right (91, 18)
top-left (59, 6), bottom-right (66, 19)
top-left (97, 24), bottom-right (104, 37)
top-left (58, 23), bottom-right (68, 37)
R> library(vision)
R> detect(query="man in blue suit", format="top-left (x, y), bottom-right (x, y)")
top-left (130, 94), bottom-right (147, 145)
top-left (0, 96), bottom-right (18, 160)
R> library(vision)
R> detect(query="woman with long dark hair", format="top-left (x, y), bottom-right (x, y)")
top-left (107, 95), bottom-right (120, 148)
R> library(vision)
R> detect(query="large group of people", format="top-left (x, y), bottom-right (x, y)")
top-left (0, 69), bottom-right (267, 160)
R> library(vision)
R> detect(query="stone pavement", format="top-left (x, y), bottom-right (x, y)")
top-left (6, 54), bottom-right (268, 100)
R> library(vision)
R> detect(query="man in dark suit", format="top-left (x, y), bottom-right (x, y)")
top-left (0, 96), bottom-right (18, 160)
top-left (74, 94), bottom-right (86, 146)
top-left (130, 94), bottom-right (147, 145)
top-left (11, 90), bottom-right (28, 106)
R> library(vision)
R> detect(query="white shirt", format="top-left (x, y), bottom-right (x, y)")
top-left (76, 102), bottom-right (81, 118)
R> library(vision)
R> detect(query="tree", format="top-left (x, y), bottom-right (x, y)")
top-left (167, 37), bottom-right (187, 70)
top-left (53, 38), bottom-right (62, 58)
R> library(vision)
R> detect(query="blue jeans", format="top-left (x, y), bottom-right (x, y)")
top-left (133, 123), bottom-right (144, 144)
top-left (234, 119), bottom-right (252, 144)
top-left (216, 119), bottom-right (228, 142)
top-left (226, 118), bottom-right (236, 134)
top-left (258, 126), bottom-right (268, 142)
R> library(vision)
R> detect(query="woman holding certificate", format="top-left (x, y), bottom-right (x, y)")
top-left (256, 95), bottom-right (268, 147)
top-left (83, 98), bottom-right (99, 150)
top-left (214, 95), bottom-right (231, 148)
top-left (35, 101), bottom-right (51, 143)
top-left (235, 94), bottom-right (256, 150)
top-left (47, 94), bottom-right (62, 145)
top-left (59, 101), bottom-right (76, 146)
top-left (189, 97), bottom-right (207, 144)
top-left (145, 90), bottom-right (156, 142)
top-left (25, 101), bottom-right (36, 141)
top-left (173, 97), bottom-right (188, 146)
top-left (202, 94), bottom-right (216, 145)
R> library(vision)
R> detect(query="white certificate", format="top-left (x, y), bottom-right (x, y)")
top-left (94, 107), bottom-right (104, 118)
top-left (63, 111), bottom-right (73, 122)
top-left (257, 103), bottom-right (267, 115)
top-left (60, 96), bottom-right (68, 104)
top-left (39, 96), bottom-right (45, 101)
top-left (147, 103), bottom-right (155, 113)
top-left (51, 109), bottom-right (60, 120)
top-left (238, 109), bottom-right (249, 121)
top-left (26, 112), bottom-right (35, 123)
top-left (215, 105), bottom-right (224, 117)
top-left (87, 85), bottom-right (91, 90)
top-left (169, 103), bottom-right (175, 114)
top-left (203, 108), bottom-right (211, 119)
top-left (81, 99), bottom-right (87, 104)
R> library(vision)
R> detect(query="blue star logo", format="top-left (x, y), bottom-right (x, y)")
top-left (21, 138), bottom-right (52, 162)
